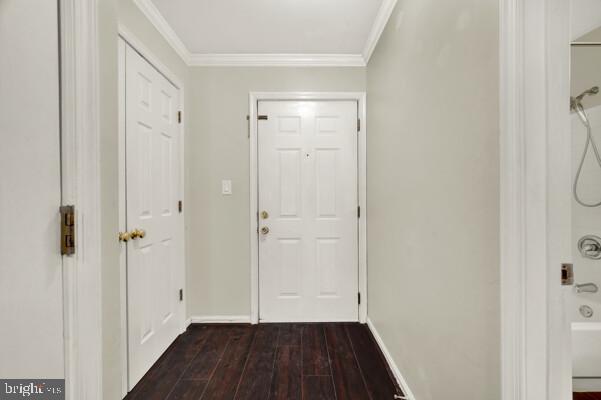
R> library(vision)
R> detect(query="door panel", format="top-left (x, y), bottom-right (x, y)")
top-left (0, 0), bottom-right (64, 378)
top-left (258, 101), bottom-right (358, 322)
top-left (125, 44), bottom-right (181, 389)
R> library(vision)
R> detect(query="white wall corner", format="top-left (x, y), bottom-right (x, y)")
top-left (132, 0), bottom-right (192, 64)
top-left (362, 0), bottom-right (399, 63)
top-left (366, 318), bottom-right (416, 400)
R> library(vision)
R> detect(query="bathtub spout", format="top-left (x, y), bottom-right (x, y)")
top-left (575, 282), bottom-right (599, 293)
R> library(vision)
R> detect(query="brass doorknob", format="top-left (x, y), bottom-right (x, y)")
top-left (118, 231), bottom-right (131, 242)
top-left (130, 229), bottom-right (146, 239)
top-left (260, 226), bottom-right (270, 235)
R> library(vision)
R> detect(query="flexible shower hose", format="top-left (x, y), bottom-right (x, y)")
top-left (574, 103), bottom-right (601, 207)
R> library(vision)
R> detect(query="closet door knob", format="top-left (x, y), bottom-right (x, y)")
top-left (130, 229), bottom-right (146, 239)
top-left (118, 232), bottom-right (131, 242)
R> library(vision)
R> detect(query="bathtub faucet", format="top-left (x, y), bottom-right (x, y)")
top-left (575, 282), bottom-right (599, 293)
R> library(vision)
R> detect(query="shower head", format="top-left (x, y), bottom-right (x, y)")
top-left (571, 86), bottom-right (599, 122)
top-left (574, 86), bottom-right (599, 103)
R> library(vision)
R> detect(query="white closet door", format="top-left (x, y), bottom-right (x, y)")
top-left (125, 44), bottom-right (181, 388)
top-left (0, 0), bottom-right (64, 378)
top-left (258, 100), bottom-right (358, 322)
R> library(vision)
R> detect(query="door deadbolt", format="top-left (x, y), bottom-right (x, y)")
top-left (261, 226), bottom-right (270, 235)
top-left (260, 210), bottom-right (269, 219)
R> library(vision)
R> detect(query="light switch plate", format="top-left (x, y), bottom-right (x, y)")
top-left (222, 180), bottom-right (232, 195)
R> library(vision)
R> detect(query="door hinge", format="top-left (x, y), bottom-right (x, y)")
top-left (357, 118), bottom-right (361, 132)
top-left (357, 206), bottom-right (361, 218)
top-left (178, 110), bottom-right (182, 124)
top-left (178, 200), bottom-right (183, 213)
top-left (562, 263), bottom-right (574, 286)
top-left (358, 292), bottom-right (361, 305)
top-left (60, 205), bottom-right (76, 256)
top-left (258, 115), bottom-right (268, 120)
top-left (179, 289), bottom-right (183, 302)
top-left (246, 115), bottom-right (250, 138)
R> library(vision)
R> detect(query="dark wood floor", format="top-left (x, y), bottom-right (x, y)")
top-left (574, 393), bottom-right (601, 400)
top-left (125, 323), bottom-right (403, 400)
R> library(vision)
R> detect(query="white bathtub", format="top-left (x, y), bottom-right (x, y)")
top-left (572, 322), bottom-right (601, 391)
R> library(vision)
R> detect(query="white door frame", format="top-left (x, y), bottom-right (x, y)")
top-left (59, 0), bottom-right (103, 398)
top-left (249, 92), bottom-right (367, 325)
top-left (118, 26), bottom-right (188, 396)
top-left (500, 0), bottom-right (572, 399)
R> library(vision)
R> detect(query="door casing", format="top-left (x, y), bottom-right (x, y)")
top-left (118, 29), bottom-right (187, 397)
top-left (249, 92), bottom-right (367, 324)
top-left (499, 0), bottom-right (572, 399)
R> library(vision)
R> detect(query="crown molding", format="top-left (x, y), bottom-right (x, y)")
top-left (188, 53), bottom-right (366, 67)
top-left (362, 0), bottom-right (398, 63)
top-left (133, 0), bottom-right (389, 67)
top-left (133, 0), bottom-right (192, 64)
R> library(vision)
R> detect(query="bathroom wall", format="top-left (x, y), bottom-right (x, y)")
top-left (186, 67), bottom-right (366, 317)
top-left (365, 0), bottom-right (500, 399)
top-left (571, 45), bottom-right (601, 323)
top-left (570, 44), bottom-right (601, 389)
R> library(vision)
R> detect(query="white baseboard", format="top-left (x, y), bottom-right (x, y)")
top-left (188, 315), bottom-right (252, 324)
top-left (366, 318), bottom-right (416, 400)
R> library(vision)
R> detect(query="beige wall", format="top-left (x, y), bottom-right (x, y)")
top-left (365, 0), bottom-right (500, 399)
top-left (186, 67), bottom-right (366, 317)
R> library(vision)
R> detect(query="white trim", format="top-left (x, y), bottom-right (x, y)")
top-left (132, 0), bottom-right (191, 65)
top-left (366, 318), bottom-right (415, 400)
top-left (189, 316), bottom-right (252, 324)
top-left (499, 0), bottom-right (572, 399)
top-left (117, 38), bottom-right (128, 399)
top-left (362, 0), bottom-right (398, 63)
top-left (132, 0), bottom-right (398, 67)
top-left (248, 92), bottom-right (368, 325)
top-left (59, 0), bottom-right (102, 398)
top-left (118, 24), bottom-right (184, 89)
top-left (118, 33), bottom-right (188, 396)
top-left (188, 53), bottom-right (366, 67)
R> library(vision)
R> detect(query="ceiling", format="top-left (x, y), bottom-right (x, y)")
top-left (134, 0), bottom-right (397, 66)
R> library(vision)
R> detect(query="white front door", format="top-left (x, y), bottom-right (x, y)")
top-left (0, 0), bottom-right (64, 378)
top-left (258, 100), bottom-right (359, 322)
top-left (124, 44), bottom-right (182, 388)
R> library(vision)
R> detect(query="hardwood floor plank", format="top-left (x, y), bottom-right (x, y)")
top-left (345, 323), bottom-right (402, 399)
top-left (278, 323), bottom-right (303, 346)
top-left (126, 326), bottom-right (210, 400)
top-left (200, 326), bottom-right (256, 400)
top-left (302, 324), bottom-right (330, 376)
top-left (324, 324), bottom-right (370, 400)
top-left (234, 324), bottom-right (280, 400)
top-left (302, 376), bottom-right (336, 400)
top-left (167, 379), bottom-right (208, 400)
top-left (126, 323), bottom-right (398, 400)
top-left (574, 393), bottom-right (601, 400)
top-left (269, 345), bottom-right (301, 400)
top-left (182, 326), bottom-right (231, 380)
